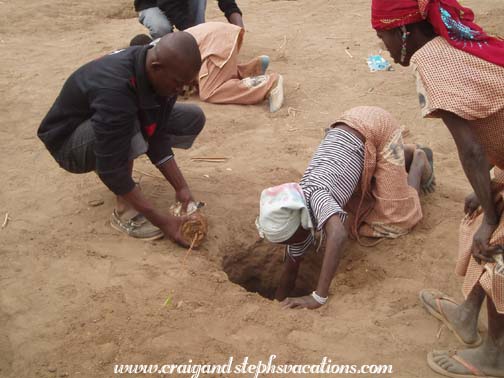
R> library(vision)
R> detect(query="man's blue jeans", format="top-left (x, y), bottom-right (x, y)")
top-left (138, 0), bottom-right (207, 38)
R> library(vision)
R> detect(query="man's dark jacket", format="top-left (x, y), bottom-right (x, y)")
top-left (38, 46), bottom-right (176, 195)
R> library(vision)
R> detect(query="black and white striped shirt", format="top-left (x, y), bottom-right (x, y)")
top-left (287, 128), bottom-right (365, 258)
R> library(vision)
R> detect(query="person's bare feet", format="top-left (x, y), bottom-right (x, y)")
top-left (420, 290), bottom-right (480, 345)
top-left (428, 343), bottom-right (504, 377)
top-left (414, 148), bottom-right (435, 192)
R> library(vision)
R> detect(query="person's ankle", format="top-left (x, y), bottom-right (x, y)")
top-left (115, 204), bottom-right (126, 214)
top-left (458, 302), bottom-right (479, 323)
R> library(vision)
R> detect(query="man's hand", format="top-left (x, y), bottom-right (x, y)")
top-left (176, 186), bottom-right (194, 212)
top-left (157, 214), bottom-right (192, 248)
top-left (228, 12), bottom-right (244, 28)
top-left (280, 295), bottom-right (322, 310)
top-left (120, 184), bottom-right (196, 248)
top-left (472, 220), bottom-right (499, 263)
top-left (464, 192), bottom-right (480, 218)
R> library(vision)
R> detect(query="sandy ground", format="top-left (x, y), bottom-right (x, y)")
top-left (1, 0), bottom-right (504, 377)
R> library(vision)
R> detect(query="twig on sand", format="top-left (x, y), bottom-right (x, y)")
top-left (183, 234), bottom-right (198, 264)
top-left (436, 324), bottom-right (445, 339)
top-left (88, 199), bottom-right (104, 207)
top-left (400, 125), bottom-right (411, 138)
top-left (301, 89), bottom-right (322, 105)
top-left (191, 157), bottom-right (228, 163)
top-left (164, 294), bottom-right (173, 307)
top-left (325, 36), bottom-right (349, 41)
top-left (344, 48), bottom-right (354, 59)
top-left (278, 35), bottom-right (287, 51)
top-left (1, 213), bottom-right (9, 229)
top-left (287, 107), bottom-right (302, 118)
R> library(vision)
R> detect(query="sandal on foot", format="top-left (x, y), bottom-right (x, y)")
top-left (110, 210), bottom-right (163, 241)
top-left (419, 289), bottom-right (483, 347)
top-left (427, 350), bottom-right (501, 378)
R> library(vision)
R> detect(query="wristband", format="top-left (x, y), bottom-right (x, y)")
top-left (311, 291), bottom-right (328, 305)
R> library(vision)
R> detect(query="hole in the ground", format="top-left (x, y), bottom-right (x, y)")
top-left (222, 240), bottom-right (322, 300)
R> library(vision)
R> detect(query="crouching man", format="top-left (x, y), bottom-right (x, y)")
top-left (37, 32), bottom-right (205, 246)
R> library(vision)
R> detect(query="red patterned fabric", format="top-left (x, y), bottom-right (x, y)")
top-left (371, 0), bottom-right (504, 67)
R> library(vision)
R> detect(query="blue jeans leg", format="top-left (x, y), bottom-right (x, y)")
top-left (138, 7), bottom-right (173, 38)
top-left (188, 0), bottom-right (207, 26)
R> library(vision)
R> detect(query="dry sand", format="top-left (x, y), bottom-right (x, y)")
top-left (1, 0), bottom-right (503, 377)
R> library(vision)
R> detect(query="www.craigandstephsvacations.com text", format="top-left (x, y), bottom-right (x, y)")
top-left (114, 355), bottom-right (393, 377)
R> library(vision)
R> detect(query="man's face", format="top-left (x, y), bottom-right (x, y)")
top-left (151, 66), bottom-right (197, 97)
top-left (376, 28), bottom-right (408, 66)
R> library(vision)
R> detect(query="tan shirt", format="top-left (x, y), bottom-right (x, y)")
top-left (185, 22), bottom-right (243, 80)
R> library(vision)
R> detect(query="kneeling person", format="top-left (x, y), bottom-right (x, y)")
top-left (38, 33), bottom-right (205, 246)
top-left (131, 22), bottom-right (284, 112)
top-left (256, 106), bottom-right (435, 309)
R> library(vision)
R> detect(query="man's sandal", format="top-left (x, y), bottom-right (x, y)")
top-left (419, 289), bottom-right (483, 347)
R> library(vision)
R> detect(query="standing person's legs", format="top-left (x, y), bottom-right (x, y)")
top-left (188, 0), bottom-right (207, 26)
top-left (419, 285), bottom-right (485, 346)
top-left (138, 7), bottom-right (173, 39)
top-left (427, 296), bottom-right (504, 377)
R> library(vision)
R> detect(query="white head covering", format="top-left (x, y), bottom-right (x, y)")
top-left (256, 183), bottom-right (313, 243)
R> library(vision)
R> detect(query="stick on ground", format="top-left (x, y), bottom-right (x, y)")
top-left (2, 213), bottom-right (9, 229)
top-left (191, 157), bottom-right (228, 162)
top-left (436, 324), bottom-right (445, 339)
top-left (183, 234), bottom-right (198, 264)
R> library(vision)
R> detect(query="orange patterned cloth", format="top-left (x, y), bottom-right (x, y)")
top-left (334, 106), bottom-right (423, 241)
top-left (411, 38), bottom-right (504, 313)
top-left (411, 37), bottom-right (504, 168)
top-left (456, 169), bottom-right (504, 314)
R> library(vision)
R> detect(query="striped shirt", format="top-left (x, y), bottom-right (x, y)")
top-left (287, 128), bottom-right (364, 258)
